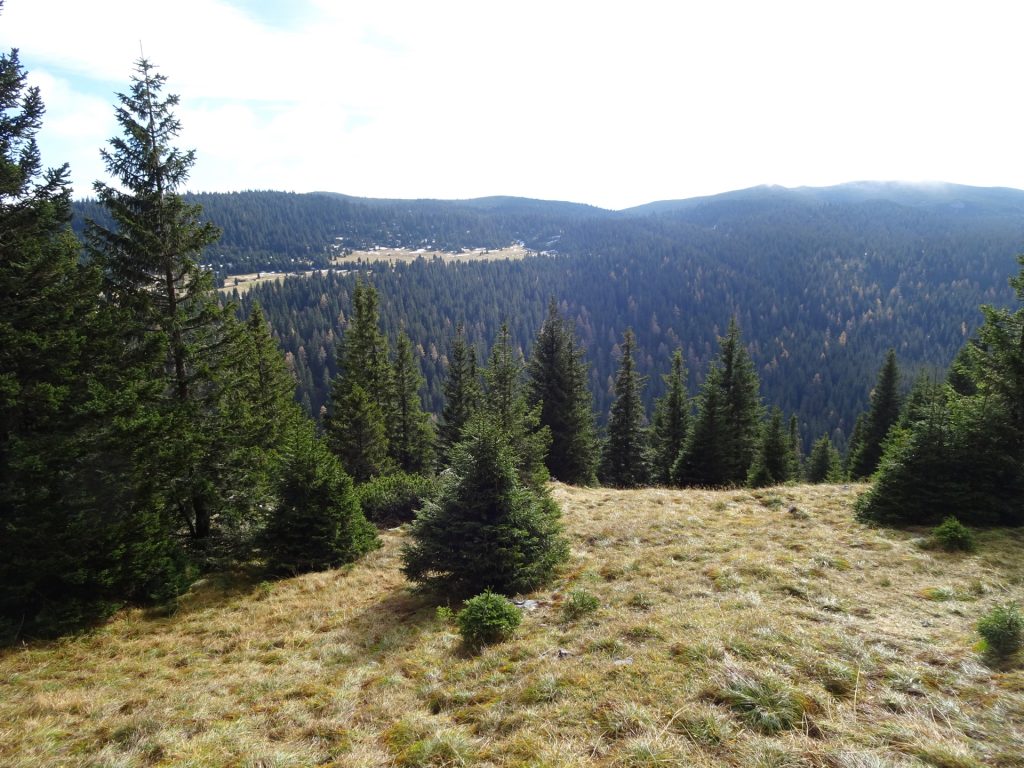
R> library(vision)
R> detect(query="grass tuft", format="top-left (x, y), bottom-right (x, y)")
top-left (711, 670), bottom-right (811, 735)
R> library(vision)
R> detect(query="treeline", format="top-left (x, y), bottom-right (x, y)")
top-left (235, 202), bottom-right (1020, 454)
top-left (1, 54), bottom-right (377, 640)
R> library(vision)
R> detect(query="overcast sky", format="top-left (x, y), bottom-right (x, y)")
top-left (3, 0), bottom-right (1023, 210)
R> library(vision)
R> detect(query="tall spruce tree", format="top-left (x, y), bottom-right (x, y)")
top-left (599, 328), bottom-right (649, 487)
top-left (805, 434), bottom-right (842, 483)
top-left (478, 322), bottom-right (550, 488)
top-left (747, 407), bottom-right (791, 487)
top-left (672, 365), bottom-right (723, 486)
top-left (438, 324), bottom-right (480, 463)
top-left (717, 318), bottom-right (763, 484)
top-left (88, 58), bottom-right (242, 542)
top-left (649, 349), bottom-right (689, 485)
top-left (389, 331), bottom-right (435, 474)
top-left (527, 300), bottom-right (598, 485)
top-left (674, 318), bottom-right (761, 487)
top-left (326, 281), bottom-right (393, 480)
top-left (848, 348), bottom-right (902, 479)
top-left (0, 46), bottom-right (184, 638)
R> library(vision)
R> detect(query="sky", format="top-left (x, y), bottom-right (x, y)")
top-left (3, 0), bottom-right (1024, 210)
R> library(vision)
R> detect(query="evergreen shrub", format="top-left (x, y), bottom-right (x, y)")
top-left (402, 420), bottom-right (567, 596)
top-left (456, 591), bottom-right (522, 648)
top-left (263, 428), bottom-right (378, 575)
top-left (356, 472), bottom-right (439, 527)
top-left (931, 516), bottom-right (976, 552)
top-left (978, 603), bottom-right (1023, 658)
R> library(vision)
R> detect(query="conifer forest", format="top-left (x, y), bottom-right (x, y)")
top-left (3, 10), bottom-right (1024, 667)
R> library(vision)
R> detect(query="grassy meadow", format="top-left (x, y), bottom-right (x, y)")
top-left (2, 483), bottom-right (1022, 767)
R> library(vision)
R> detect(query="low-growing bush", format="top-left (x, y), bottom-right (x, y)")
top-left (978, 603), bottom-right (1023, 659)
top-left (562, 588), bottom-right (600, 620)
top-left (456, 591), bottom-right (522, 649)
top-left (356, 471), bottom-right (439, 526)
top-left (931, 516), bottom-right (976, 552)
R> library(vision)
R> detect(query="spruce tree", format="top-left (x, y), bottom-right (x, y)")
top-left (262, 423), bottom-right (378, 575)
top-left (599, 329), bottom-right (649, 487)
top-left (674, 318), bottom-right (761, 487)
top-left (717, 318), bottom-right (763, 484)
top-left (806, 434), bottom-right (841, 483)
top-left (479, 322), bottom-right (550, 488)
top-left (438, 324), bottom-right (480, 463)
top-left (326, 281), bottom-right (393, 480)
top-left (672, 366), bottom-right (723, 486)
top-left (88, 58), bottom-right (241, 541)
top-left (849, 349), bottom-right (902, 479)
top-left (747, 407), bottom-right (791, 487)
top-left (389, 331), bottom-right (435, 474)
top-left (787, 414), bottom-right (802, 480)
top-left (649, 349), bottom-right (689, 486)
top-left (527, 300), bottom-right (598, 485)
top-left (401, 419), bottom-right (567, 596)
top-left (329, 384), bottom-right (390, 483)
top-left (0, 47), bottom-right (184, 638)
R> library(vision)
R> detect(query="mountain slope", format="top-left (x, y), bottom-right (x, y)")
top-left (2, 483), bottom-right (1021, 766)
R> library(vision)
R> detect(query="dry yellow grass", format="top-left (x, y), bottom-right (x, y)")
top-left (2, 483), bottom-right (1022, 767)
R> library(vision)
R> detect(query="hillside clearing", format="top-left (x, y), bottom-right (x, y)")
top-left (2, 484), bottom-right (1022, 767)
top-left (219, 245), bottom-right (531, 295)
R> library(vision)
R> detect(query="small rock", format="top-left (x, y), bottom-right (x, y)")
top-left (513, 599), bottom-right (539, 611)
top-left (613, 657), bottom-right (634, 666)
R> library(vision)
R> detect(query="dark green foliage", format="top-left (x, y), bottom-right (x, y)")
top-left (747, 407), bottom-right (792, 487)
top-left (716, 318), bottom-right (763, 484)
top-left (855, 391), bottom-right (1023, 526)
top-left (355, 471), bottom-right (439, 527)
top-left (389, 332), bottom-right (435, 474)
top-left (527, 299), bottom-right (598, 485)
top-left (456, 591), bottom-right (522, 648)
top-left (479, 323), bottom-right (551, 488)
top-left (848, 349), bottom-right (902, 479)
top-left (859, 259), bottom-right (1024, 528)
top-left (931, 517), bottom-right (976, 553)
top-left (401, 420), bottom-right (567, 596)
top-left (176, 185), bottom-right (1023, 448)
top-left (327, 383), bottom-right (390, 483)
top-left (787, 414), bottom-right (802, 480)
top-left (675, 319), bottom-right (761, 487)
top-left (599, 329), bottom-right (649, 487)
top-left (649, 349), bottom-right (689, 486)
top-left (965, 255), bottom-right (1024, 434)
top-left (805, 434), bottom-right (842, 483)
top-left (326, 280), bottom-right (394, 480)
top-left (262, 426), bottom-right (378, 575)
top-left (438, 324), bottom-right (480, 463)
top-left (977, 603), bottom-right (1023, 659)
top-left (88, 59), bottom-right (257, 544)
top-left (672, 365), bottom-right (723, 486)
top-left (0, 47), bottom-right (192, 640)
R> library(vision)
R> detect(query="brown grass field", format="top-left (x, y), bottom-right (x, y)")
top-left (219, 245), bottom-right (531, 296)
top-left (2, 483), bottom-right (1022, 767)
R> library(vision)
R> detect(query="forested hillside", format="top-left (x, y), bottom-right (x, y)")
top-left (124, 185), bottom-right (1024, 450)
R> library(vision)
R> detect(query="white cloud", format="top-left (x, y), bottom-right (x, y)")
top-left (4, 0), bottom-right (1024, 208)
